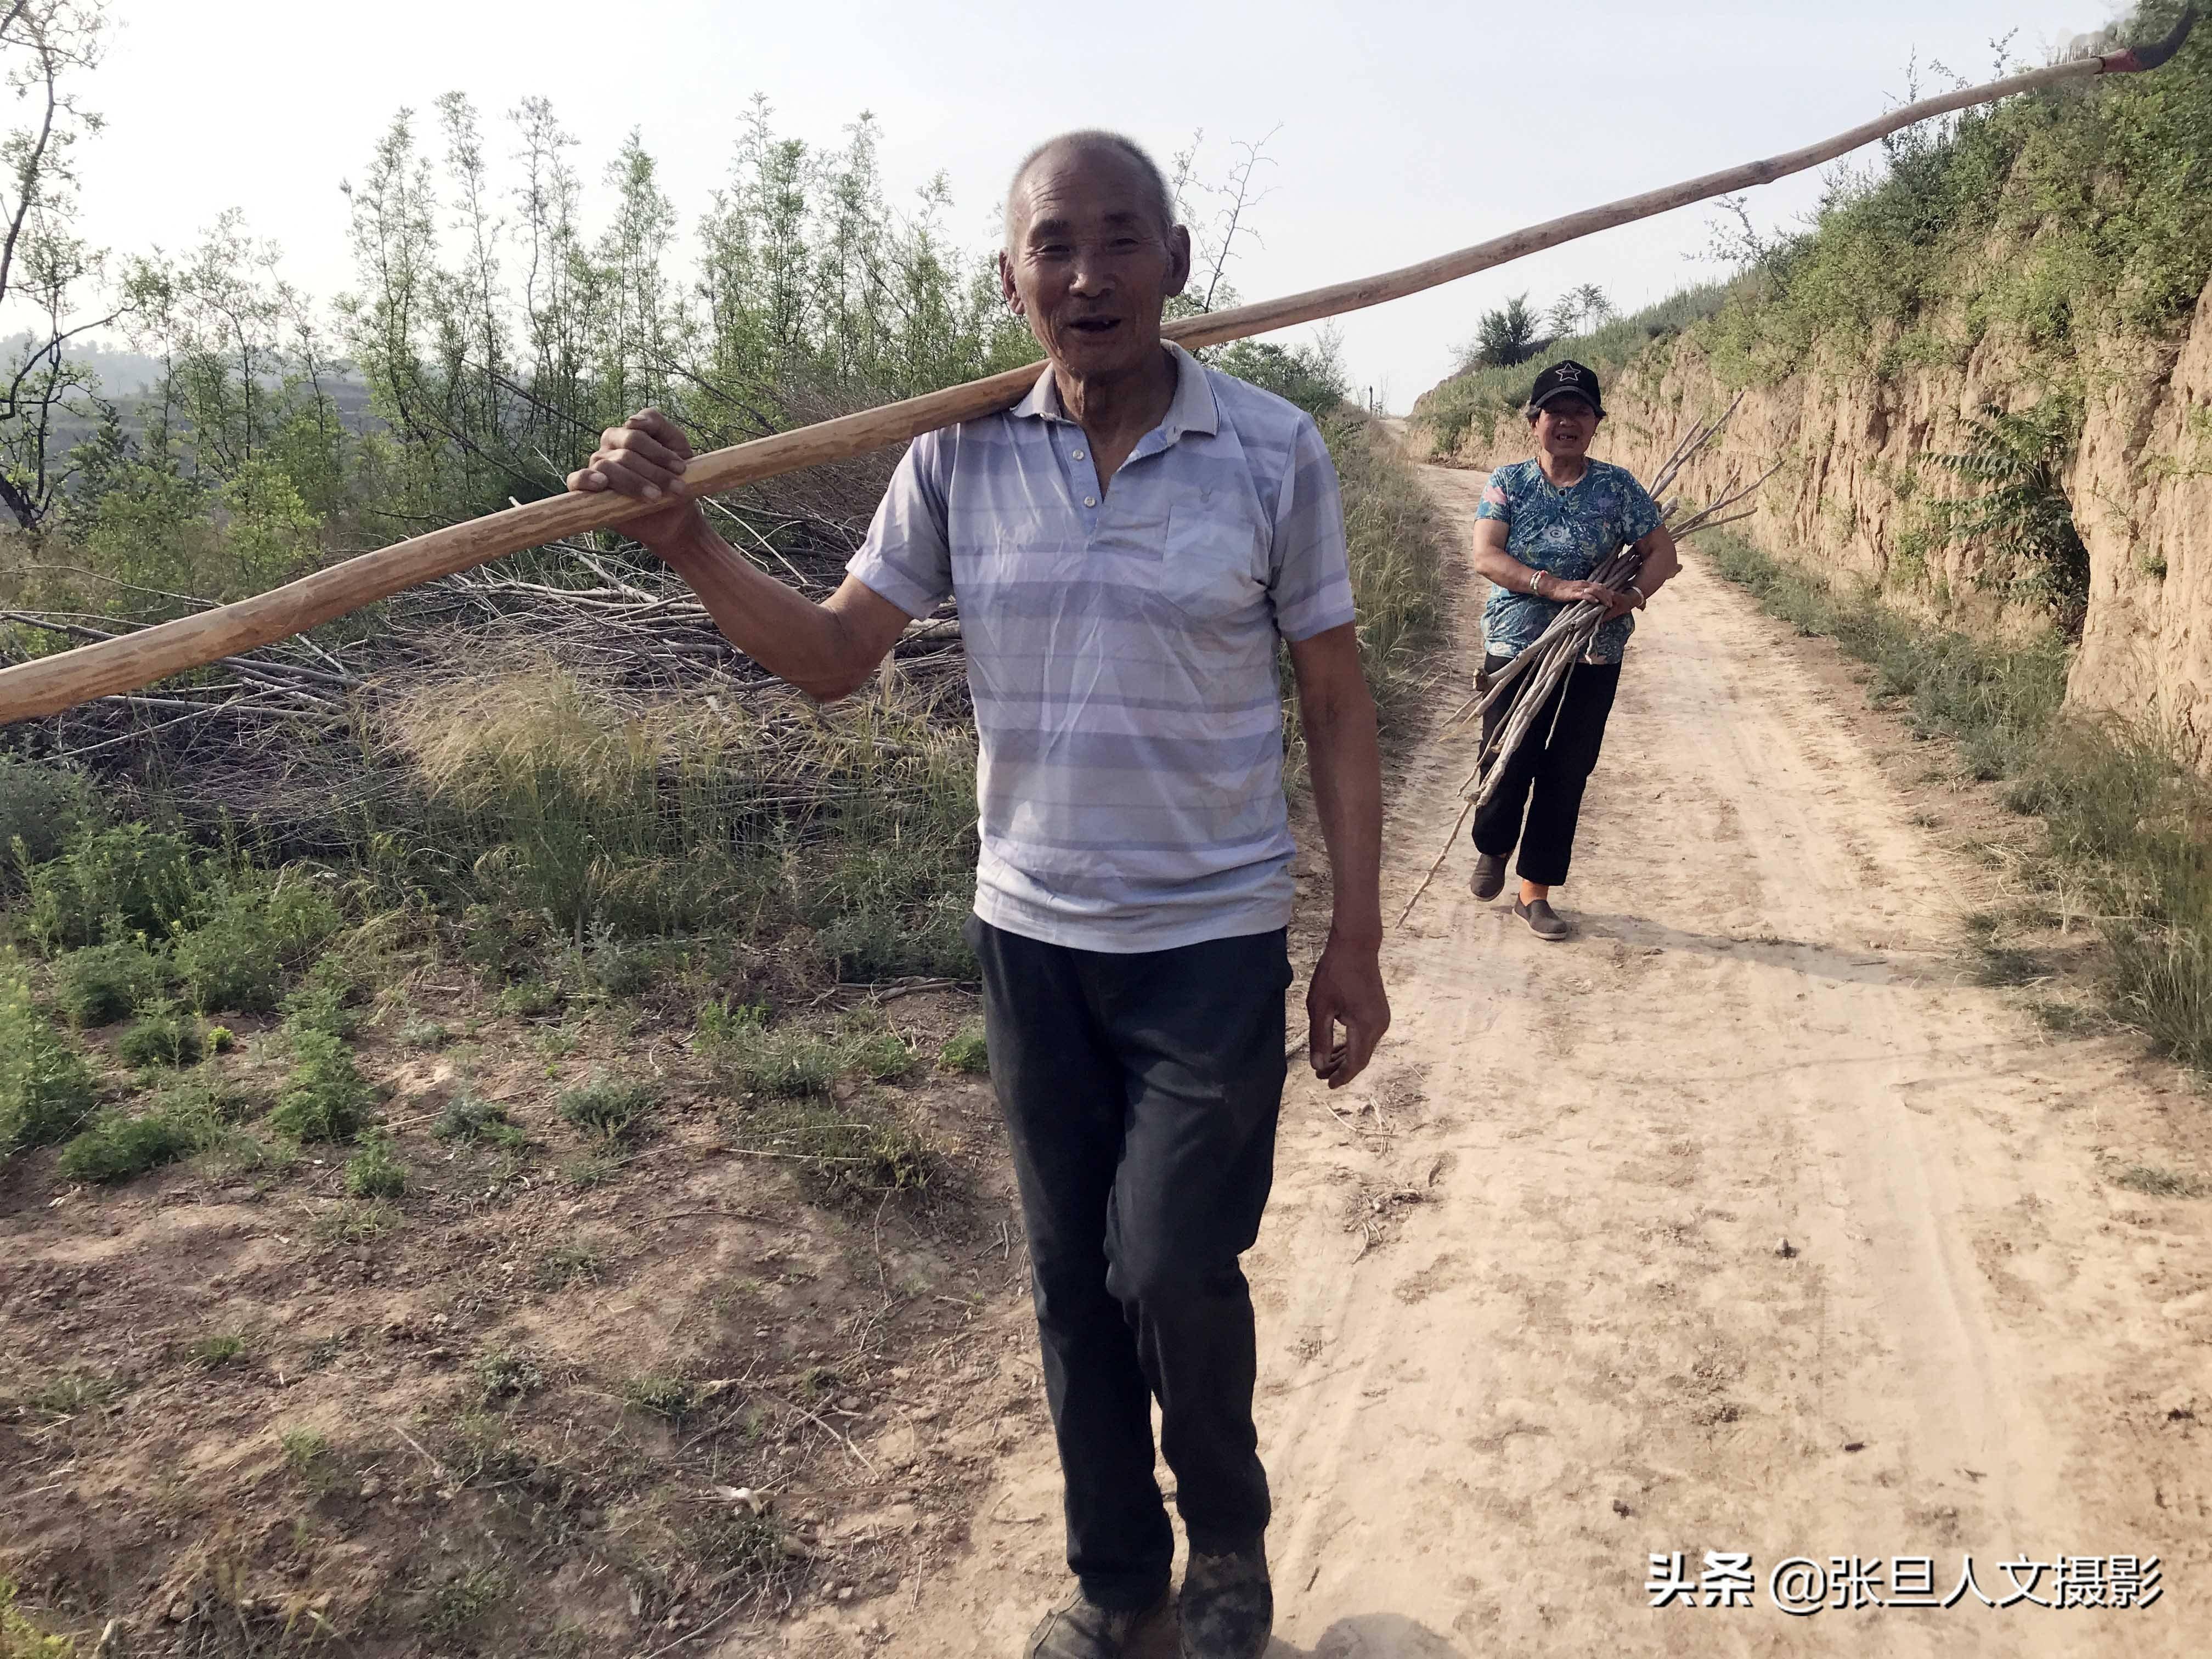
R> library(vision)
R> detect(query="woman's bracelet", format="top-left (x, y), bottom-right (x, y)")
top-left (1527, 566), bottom-right (1545, 597)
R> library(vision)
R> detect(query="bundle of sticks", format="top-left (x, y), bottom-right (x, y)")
top-left (1464, 395), bottom-right (1777, 810)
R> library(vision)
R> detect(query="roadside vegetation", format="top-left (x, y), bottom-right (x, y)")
top-left (1704, 531), bottom-right (2212, 1071)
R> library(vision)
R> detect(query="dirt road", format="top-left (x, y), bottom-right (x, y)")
top-left (778, 462), bottom-right (2211, 1657)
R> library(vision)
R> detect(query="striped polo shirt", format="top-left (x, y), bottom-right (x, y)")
top-left (847, 342), bottom-right (1357, 953)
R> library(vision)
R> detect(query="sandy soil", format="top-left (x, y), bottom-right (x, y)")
top-left (786, 462), bottom-right (2212, 1656)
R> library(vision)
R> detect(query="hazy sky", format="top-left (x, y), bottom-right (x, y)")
top-left (52, 0), bottom-right (2127, 410)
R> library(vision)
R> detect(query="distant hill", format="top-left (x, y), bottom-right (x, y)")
top-left (2, 332), bottom-right (167, 397)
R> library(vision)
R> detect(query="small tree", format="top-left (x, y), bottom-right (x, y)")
top-left (1928, 399), bottom-right (2090, 634)
top-left (0, 0), bottom-right (124, 532)
top-left (1459, 293), bottom-right (1544, 371)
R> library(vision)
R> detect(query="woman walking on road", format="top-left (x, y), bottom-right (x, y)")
top-left (1468, 360), bottom-right (1679, 940)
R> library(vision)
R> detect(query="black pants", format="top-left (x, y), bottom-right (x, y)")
top-left (967, 915), bottom-right (1291, 1611)
top-left (1471, 651), bottom-right (1621, 888)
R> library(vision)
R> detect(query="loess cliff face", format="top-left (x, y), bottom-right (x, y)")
top-left (1480, 274), bottom-right (2212, 766)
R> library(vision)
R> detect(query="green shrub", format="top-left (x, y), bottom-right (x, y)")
top-left (469, 1347), bottom-right (544, 1403)
top-left (50, 939), bottom-right (170, 1028)
top-left (1215, 336), bottom-right (1349, 416)
top-left (190, 1330), bottom-right (250, 1368)
top-left (496, 979), bottom-right (560, 1018)
top-left (622, 1371), bottom-right (696, 1420)
top-left (698, 1001), bottom-right (833, 1097)
top-left (0, 969), bottom-right (97, 1153)
top-left (115, 1002), bottom-right (204, 1069)
top-left (270, 1031), bottom-right (373, 1142)
top-left (0, 758), bottom-right (96, 874)
top-left (577, 921), bottom-right (653, 997)
top-left (398, 1017), bottom-right (449, 1051)
top-left (558, 1076), bottom-right (654, 1142)
top-left (0, 1577), bottom-right (76, 1659)
top-left (433, 1095), bottom-right (524, 1147)
top-left (279, 964), bottom-right (357, 1039)
top-left (939, 1022), bottom-right (989, 1074)
top-left (58, 1107), bottom-right (202, 1184)
top-left (25, 824), bottom-right (200, 953)
top-left (174, 875), bottom-right (342, 1014)
top-left (343, 1135), bottom-right (407, 1198)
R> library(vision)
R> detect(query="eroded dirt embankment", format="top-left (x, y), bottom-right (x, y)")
top-left (1590, 273), bottom-right (2212, 766)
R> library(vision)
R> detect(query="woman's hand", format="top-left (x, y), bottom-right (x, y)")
top-left (566, 408), bottom-right (707, 552)
top-left (1543, 575), bottom-right (1625, 610)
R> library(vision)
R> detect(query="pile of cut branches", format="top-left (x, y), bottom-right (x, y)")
top-left (0, 497), bottom-right (968, 836)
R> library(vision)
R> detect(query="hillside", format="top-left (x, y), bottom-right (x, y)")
top-left (1413, 0), bottom-right (2212, 758)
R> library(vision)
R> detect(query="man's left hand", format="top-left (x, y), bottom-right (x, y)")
top-left (1306, 931), bottom-right (1390, 1090)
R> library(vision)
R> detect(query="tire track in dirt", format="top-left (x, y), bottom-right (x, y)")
top-left (769, 461), bottom-right (2211, 1658)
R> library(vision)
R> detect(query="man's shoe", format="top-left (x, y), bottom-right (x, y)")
top-left (1469, 852), bottom-right (1509, 901)
top-left (1024, 1584), bottom-right (1170, 1659)
top-left (1513, 896), bottom-right (1569, 941)
top-left (1180, 1544), bottom-right (1272, 1659)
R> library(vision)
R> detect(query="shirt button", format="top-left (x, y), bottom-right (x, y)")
top-left (1084, 496), bottom-right (1096, 507)
top-left (1073, 449), bottom-right (1086, 460)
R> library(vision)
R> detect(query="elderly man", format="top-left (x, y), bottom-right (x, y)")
top-left (569, 129), bottom-right (1388, 1659)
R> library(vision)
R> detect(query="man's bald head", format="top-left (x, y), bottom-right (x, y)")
top-left (1003, 131), bottom-right (1176, 249)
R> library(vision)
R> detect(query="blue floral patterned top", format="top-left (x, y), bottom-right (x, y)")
top-left (1476, 458), bottom-right (1661, 664)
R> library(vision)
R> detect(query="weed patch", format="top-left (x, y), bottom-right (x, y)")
top-left (939, 1020), bottom-right (990, 1074)
top-left (2113, 1163), bottom-right (2207, 1198)
top-left (698, 1002), bottom-right (913, 1097)
top-left (722, 1093), bottom-right (939, 1205)
top-left (313, 1198), bottom-right (401, 1243)
top-left (470, 1347), bottom-right (545, 1404)
top-left (24, 825), bottom-right (200, 953)
top-left (50, 939), bottom-right (168, 1028)
top-left (58, 1106), bottom-right (202, 1184)
top-left (558, 1076), bottom-right (654, 1142)
top-left (114, 1001), bottom-right (204, 1068)
top-left (0, 1578), bottom-right (74, 1659)
top-left (534, 1241), bottom-right (605, 1289)
top-left (558, 1153), bottom-right (617, 1188)
top-left (279, 1427), bottom-right (340, 1494)
top-left (433, 1095), bottom-right (524, 1148)
top-left (425, 1566), bottom-right (511, 1636)
top-left (173, 874), bottom-right (341, 1014)
top-left (27, 1374), bottom-right (119, 1418)
top-left (270, 1031), bottom-right (373, 1142)
top-left (622, 1372), bottom-right (696, 1421)
top-left (0, 966), bottom-right (97, 1153)
top-left (343, 1135), bottom-right (407, 1198)
top-left (190, 1330), bottom-right (250, 1368)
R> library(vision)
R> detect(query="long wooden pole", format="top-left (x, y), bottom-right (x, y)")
top-left (0, 10), bottom-right (2195, 725)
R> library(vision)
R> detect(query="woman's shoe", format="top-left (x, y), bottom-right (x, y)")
top-left (1470, 853), bottom-right (1508, 901)
top-left (1513, 897), bottom-right (1568, 941)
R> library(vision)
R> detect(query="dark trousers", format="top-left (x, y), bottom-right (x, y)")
top-left (1471, 651), bottom-right (1621, 888)
top-left (966, 915), bottom-right (1291, 1611)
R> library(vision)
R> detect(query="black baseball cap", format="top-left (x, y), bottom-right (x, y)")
top-left (1528, 359), bottom-right (1604, 417)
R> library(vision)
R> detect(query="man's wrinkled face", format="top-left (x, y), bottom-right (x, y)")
top-left (1532, 396), bottom-right (1599, 458)
top-left (998, 145), bottom-right (1191, 381)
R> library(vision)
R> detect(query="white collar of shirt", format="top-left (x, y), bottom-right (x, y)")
top-left (1009, 341), bottom-right (1220, 444)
